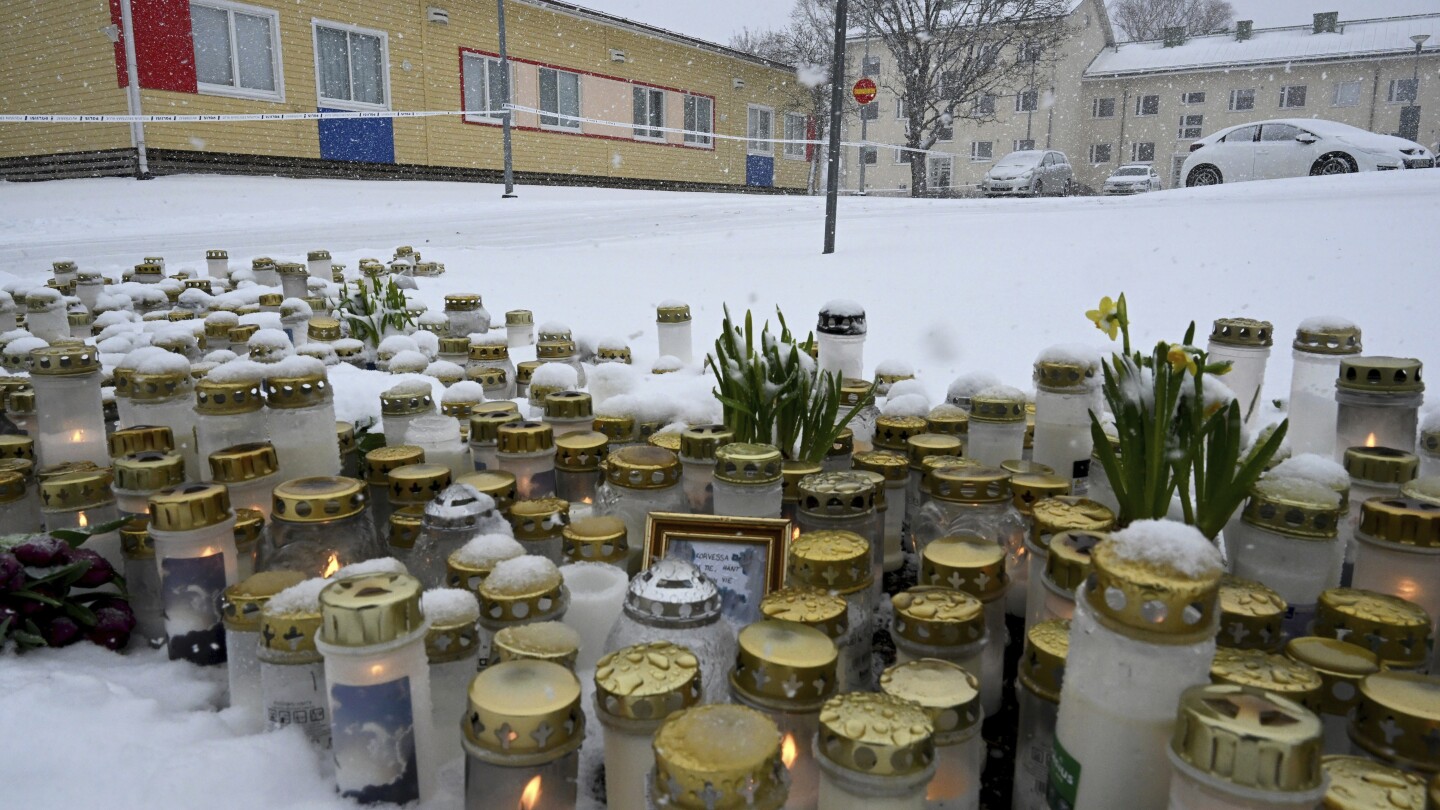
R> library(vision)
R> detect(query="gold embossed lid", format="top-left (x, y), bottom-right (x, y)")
top-left (927, 466), bottom-right (1012, 504)
top-left (1020, 618), bottom-right (1071, 702)
top-left (652, 704), bottom-right (786, 810)
top-left (1044, 530), bottom-right (1108, 595)
top-left (879, 658), bottom-right (981, 744)
top-left (1314, 587), bottom-right (1432, 669)
top-left (679, 424), bottom-right (733, 461)
top-left (272, 476), bottom-right (367, 523)
top-left (759, 586), bottom-right (848, 640)
top-left (1034, 358), bottom-right (1099, 391)
top-left (468, 342), bottom-right (511, 363)
top-left (319, 572), bottom-right (425, 648)
top-left (970, 390), bottom-right (1027, 423)
top-left (656, 303), bottom-right (691, 323)
top-left (29, 344), bottom-right (100, 376)
top-left (494, 621), bottom-right (580, 669)
top-left (788, 530), bottom-right (871, 594)
top-left (444, 293), bottom-right (482, 312)
top-left (379, 384), bottom-right (434, 416)
top-left (0, 434), bottom-right (36, 461)
top-left (208, 442), bottom-right (279, 483)
top-left (905, 433), bottom-right (964, 470)
top-left (1210, 317), bottom-right (1275, 348)
top-left (925, 405), bottom-right (969, 437)
top-left (112, 451), bottom-right (184, 493)
top-left (423, 595), bottom-right (481, 665)
top-left (39, 468), bottom-right (115, 511)
top-left (387, 463), bottom-right (452, 505)
top-left (515, 360), bottom-right (543, 385)
top-left (1218, 576), bottom-right (1288, 652)
top-left (595, 641), bottom-right (702, 724)
top-left (222, 570), bottom-right (306, 632)
top-left (731, 619), bottom-right (839, 711)
top-left (604, 445), bottom-right (681, 490)
top-left (1085, 531), bottom-right (1223, 643)
top-left (1242, 477), bottom-right (1344, 539)
top-left (647, 432), bottom-right (683, 453)
top-left (554, 431), bottom-right (609, 472)
top-left (194, 377), bottom-right (264, 415)
top-left (1172, 684), bottom-right (1323, 792)
top-left (1285, 637), bottom-right (1381, 718)
top-left (266, 372), bottom-right (331, 410)
top-left (508, 497), bottom-right (569, 541)
top-left (1351, 672), bottom-right (1440, 773)
top-left (469, 410), bottom-right (516, 444)
top-left (891, 587), bottom-right (986, 649)
top-left (233, 508), bottom-right (264, 550)
top-left (119, 516), bottom-right (153, 559)
top-left (497, 421), bottom-right (554, 455)
top-left (543, 390), bottom-right (591, 420)
top-left (479, 557), bottom-right (566, 624)
top-left (387, 505), bottom-right (424, 551)
top-left (1321, 755), bottom-right (1427, 810)
top-left (0, 469), bottom-right (25, 504)
top-left (455, 470), bottom-right (518, 513)
top-left (797, 471), bottom-right (875, 516)
top-left (920, 534), bottom-right (1008, 603)
top-left (148, 482), bottom-right (232, 532)
top-left (1337, 357), bottom-right (1424, 394)
top-left (505, 309), bottom-right (532, 326)
top-left (1032, 496), bottom-right (1116, 545)
top-left (817, 692), bottom-right (935, 777)
top-left (873, 415), bottom-right (928, 451)
top-left (364, 445), bottom-right (425, 485)
top-left (1294, 323), bottom-right (1362, 355)
top-left (463, 660), bottom-right (585, 764)
top-left (781, 460), bottom-right (823, 503)
top-left (852, 450), bottom-right (908, 483)
top-left (307, 317), bottom-right (341, 342)
top-left (714, 443), bottom-right (783, 486)
top-left (129, 370), bottom-right (191, 402)
top-left (535, 339), bottom-right (576, 360)
top-left (1210, 647), bottom-right (1325, 713)
top-left (1011, 474), bottom-right (1072, 514)
top-left (561, 515), bottom-right (627, 565)
top-left (1359, 497), bottom-right (1440, 550)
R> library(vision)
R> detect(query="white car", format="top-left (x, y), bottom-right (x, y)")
top-left (1102, 163), bottom-right (1163, 194)
top-left (1182, 118), bottom-right (1433, 187)
top-left (982, 150), bottom-right (1074, 197)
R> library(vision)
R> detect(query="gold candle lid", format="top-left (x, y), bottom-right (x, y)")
top-left (648, 431), bottom-right (682, 453)
top-left (479, 557), bottom-right (565, 624)
top-left (318, 572), bottom-right (424, 647)
top-left (28, 344), bottom-right (100, 376)
top-left (817, 692), bottom-right (935, 777)
top-left (364, 445), bottom-right (425, 485)
top-left (561, 516), bottom-right (628, 565)
top-left (443, 293), bottom-right (483, 311)
top-left (468, 410), bottom-right (515, 444)
top-left (437, 336), bottom-right (471, 358)
top-left (1172, 684), bottom-right (1322, 793)
top-left (4, 388), bottom-right (34, 415)
top-left (112, 451), bottom-right (184, 493)
top-left (554, 431), bottom-right (609, 472)
top-left (233, 508), bottom-right (264, 549)
top-left (879, 658), bottom-right (981, 744)
top-left (208, 442), bottom-right (279, 483)
top-left (891, 587), bottom-right (985, 648)
top-left (759, 586), bottom-right (848, 640)
top-left (1241, 477), bottom-right (1344, 539)
top-left (1351, 672), bottom-right (1440, 773)
top-left (424, 602), bottom-right (481, 665)
top-left (1209, 317), bottom-right (1275, 347)
top-left (680, 424), bottom-right (734, 461)
top-left (1001, 459), bottom-right (1055, 478)
top-left (227, 324), bottom-right (259, 344)
top-left (468, 342), bottom-right (510, 363)
top-left (970, 389), bottom-right (1027, 423)
top-left (788, 530), bottom-right (871, 594)
top-left (463, 660), bottom-right (585, 764)
top-left (535, 339), bottom-right (576, 360)
top-left (1085, 531), bottom-right (1223, 644)
top-left (595, 641), bottom-right (702, 723)
top-left (387, 463), bottom-right (452, 505)
top-left (905, 433), bottom-right (963, 470)
top-left (387, 505), bottom-right (424, 551)
top-left (1359, 497), bottom-right (1440, 550)
top-left (1345, 447), bottom-right (1420, 485)
top-left (920, 534), bottom-right (1008, 603)
top-left (925, 405), bottom-right (969, 437)
top-left (508, 497), bottom-right (569, 541)
top-left (120, 515), bottom-right (153, 559)
top-left (780, 460), bottom-right (823, 503)
top-left (504, 309), bottom-right (532, 326)
top-left (379, 384), bottom-right (433, 416)
top-left (1033, 496), bottom-right (1116, 546)
top-left (731, 619), bottom-right (838, 711)
top-left (515, 360), bottom-right (543, 385)
top-left (445, 534), bottom-right (525, 592)
top-left (0, 469), bottom-right (26, 504)
top-left (128, 370), bottom-right (190, 402)
top-left (256, 292), bottom-right (283, 307)
top-left (194, 378), bottom-right (264, 415)
top-left (1011, 474), bottom-right (1072, 514)
top-left (336, 422), bottom-right (356, 455)
top-left (222, 571), bottom-right (306, 632)
top-left (148, 482), bottom-right (232, 532)
top-left (1314, 588), bottom-right (1432, 669)
top-left (266, 373), bottom-right (331, 410)
top-left (0, 434), bottom-right (36, 461)
top-left (1321, 755), bottom-right (1427, 810)
top-left (927, 466), bottom-right (1012, 504)
top-left (1043, 530), bottom-right (1107, 594)
top-left (797, 471), bottom-right (875, 516)
top-left (543, 390), bottom-right (591, 420)
top-left (656, 302), bottom-right (691, 323)
top-left (497, 420), bottom-right (554, 454)
top-left (454, 470), bottom-right (518, 512)
top-left (473, 401), bottom-right (520, 419)
top-left (852, 450), bottom-right (908, 483)
top-left (1034, 358), bottom-right (1098, 391)
top-left (1210, 647), bottom-right (1325, 714)
top-left (840, 378), bottom-right (875, 407)
top-left (1218, 576), bottom-right (1288, 652)
top-left (604, 445), bottom-right (681, 490)
top-left (1337, 356), bottom-right (1424, 394)
top-left (1020, 618), bottom-right (1071, 703)
top-left (1285, 637), bottom-right (1381, 718)
top-left (1294, 323), bottom-right (1362, 355)
top-left (494, 621), bottom-right (580, 670)
top-left (307, 317), bottom-right (341, 341)
top-left (596, 344), bottom-right (631, 364)
top-left (652, 705), bottom-right (786, 810)
top-left (272, 476), bottom-right (366, 523)
top-left (714, 443), bottom-right (783, 486)
top-left (873, 415), bottom-right (928, 451)
top-left (39, 468), bottom-right (115, 511)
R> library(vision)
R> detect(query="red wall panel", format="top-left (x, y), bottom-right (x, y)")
top-left (110, 0), bottom-right (198, 93)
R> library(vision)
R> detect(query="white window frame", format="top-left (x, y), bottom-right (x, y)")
top-left (461, 53), bottom-right (510, 123)
top-left (1134, 94), bottom-right (1160, 116)
top-left (975, 95), bottom-right (996, 115)
top-left (1332, 80), bottom-right (1363, 108)
top-left (894, 96), bottom-right (906, 119)
top-left (1179, 113), bottom-right (1204, 139)
top-left (192, 0), bottom-right (284, 102)
top-left (632, 85), bottom-right (665, 141)
top-left (1015, 88), bottom-right (1038, 113)
top-left (682, 95), bottom-right (713, 148)
top-left (1388, 78), bottom-right (1419, 104)
top-left (1228, 88), bottom-right (1255, 112)
top-left (970, 140), bottom-right (993, 162)
top-left (538, 66), bottom-right (582, 131)
top-left (927, 154), bottom-right (953, 189)
top-left (895, 147), bottom-right (912, 164)
top-left (311, 19), bottom-right (390, 111)
top-left (859, 146), bottom-right (878, 165)
top-left (1131, 141), bottom-right (1155, 162)
top-left (747, 104), bottom-right (774, 156)
top-left (1014, 138), bottom-right (1035, 151)
top-left (1089, 143), bottom-right (1112, 164)
top-left (1278, 85), bottom-right (1307, 109)
top-left (862, 55), bottom-right (881, 77)
top-left (1181, 91), bottom-right (1206, 105)
top-left (783, 112), bottom-right (807, 160)
top-left (1092, 97), bottom-right (1115, 118)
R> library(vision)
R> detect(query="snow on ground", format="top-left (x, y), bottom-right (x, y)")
top-left (0, 169), bottom-right (1437, 808)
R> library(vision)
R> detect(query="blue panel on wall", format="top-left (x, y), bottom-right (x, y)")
top-left (745, 155), bottom-right (774, 187)
top-left (317, 108), bottom-right (394, 164)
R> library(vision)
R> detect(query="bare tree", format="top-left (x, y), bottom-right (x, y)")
top-left (1111, 0), bottom-right (1234, 41)
top-left (853, 0), bottom-right (1072, 196)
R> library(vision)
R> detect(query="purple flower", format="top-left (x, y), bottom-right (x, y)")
top-left (11, 537), bottom-right (69, 568)
top-left (0, 553), bottom-right (23, 592)
top-left (41, 616), bottom-right (82, 647)
top-left (69, 549), bottom-right (116, 588)
top-left (87, 598), bottom-right (136, 651)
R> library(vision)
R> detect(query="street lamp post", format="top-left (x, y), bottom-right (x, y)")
top-left (498, 0), bottom-right (516, 198)
top-left (1409, 34), bottom-right (1429, 145)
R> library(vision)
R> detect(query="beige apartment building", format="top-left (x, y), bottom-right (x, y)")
top-left (842, 0), bottom-right (1440, 194)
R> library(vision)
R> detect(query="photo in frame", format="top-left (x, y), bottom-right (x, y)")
top-left (643, 512), bottom-right (793, 626)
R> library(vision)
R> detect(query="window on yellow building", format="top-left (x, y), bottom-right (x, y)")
top-left (314, 21), bottom-right (388, 109)
top-left (783, 113), bottom-right (807, 159)
top-left (748, 106), bottom-right (774, 155)
top-left (461, 53), bottom-right (509, 122)
top-left (539, 67), bottom-right (581, 130)
top-left (683, 96), bottom-right (713, 146)
top-left (192, 1), bottom-right (281, 100)
top-left (633, 87), bottom-right (665, 140)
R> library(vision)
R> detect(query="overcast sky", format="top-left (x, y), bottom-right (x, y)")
top-left (567, 0), bottom-right (793, 47)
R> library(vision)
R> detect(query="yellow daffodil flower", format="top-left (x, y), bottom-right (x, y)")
top-left (1086, 296), bottom-right (1121, 341)
top-left (1167, 345), bottom-right (1199, 377)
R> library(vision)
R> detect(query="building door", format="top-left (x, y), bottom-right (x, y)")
top-left (1399, 106), bottom-right (1421, 141)
top-left (746, 106), bottom-right (775, 187)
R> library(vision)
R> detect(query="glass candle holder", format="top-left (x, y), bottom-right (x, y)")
top-left (1349, 671), bottom-right (1440, 775)
top-left (405, 483), bottom-right (507, 588)
top-left (759, 587), bottom-right (853, 690)
top-left (730, 619), bottom-right (839, 810)
top-left (364, 445), bottom-right (425, 528)
top-left (478, 556), bottom-right (569, 670)
top-left (594, 641), bottom-right (702, 809)
top-left (446, 533), bottom-right (526, 596)
top-left (461, 660), bottom-right (585, 810)
top-left (1207, 317), bottom-right (1275, 427)
top-left (1335, 357), bottom-right (1424, 457)
top-left (816, 301), bottom-right (867, 382)
top-left (508, 497), bottom-right (570, 564)
top-left (223, 570), bottom-right (306, 730)
top-left (1351, 497), bottom-right (1440, 670)
top-left (554, 431), bottom-right (608, 509)
top-left (1217, 576), bottom-right (1288, 653)
top-left (208, 442), bottom-right (280, 519)
top-left (966, 387), bottom-right (1027, 468)
top-left (234, 509), bottom-right (265, 580)
top-left (677, 424), bottom-right (733, 514)
top-left (148, 482), bottom-right (239, 666)
top-left (912, 468), bottom-right (1025, 609)
top-left (120, 517), bottom-right (166, 649)
top-left (1051, 525), bottom-right (1223, 810)
top-left (655, 302), bottom-right (694, 365)
top-left (796, 472), bottom-right (881, 594)
top-left (1284, 636), bottom-right (1381, 755)
top-left (40, 469), bottom-right (123, 568)
top-left (561, 515), bottom-right (628, 569)
top-left (422, 588), bottom-right (482, 768)
top-left (1324, 756), bottom-right (1431, 810)
top-left (437, 337), bottom-right (473, 371)
top-left (1288, 321), bottom-right (1363, 458)
top-left (1228, 477), bottom-right (1345, 638)
top-left (815, 692), bottom-right (936, 810)
top-left (879, 659), bottom-right (981, 810)
top-left (918, 534), bottom-right (1008, 716)
top-left (443, 293), bottom-right (489, 337)
top-left (467, 366), bottom-right (509, 404)
top-left (28, 345), bottom-right (110, 468)
top-left (552, 561), bottom-right (627, 671)
top-left (469, 409), bottom-right (517, 472)
top-left (1166, 684), bottom-right (1326, 810)
top-left (712, 443), bottom-right (784, 518)
top-left (536, 339), bottom-right (584, 388)
top-left (1038, 530), bottom-right (1107, 626)
top-left (267, 370), bottom-right (341, 481)
top-left (259, 584), bottom-right (331, 747)
top-left (853, 451), bottom-right (909, 574)
top-left (336, 422), bottom-right (359, 479)
top-left (316, 573), bottom-right (437, 806)
top-left (503, 309), bottom-right (533, 348)
top-left (129, 369), bottom-right (200, 478)
top-left (788, 530), bottom-right (875, 692)
top-left (25, 294), bottom-right (69, 343)
top-left (387, 463), bottom-right (453, 517)
top-left (596, 446), bottom-right (687, 574)
top-left (890, 586), bottom-right (988, 697)
top-left (248, 258), bottom-right (278, 287)
top-left (0, 464), bottom-right (40, 535)
top-left (469, 340), bottom-right (517, 398)
top-left (403, 414), bottom-right (471, 480)
top-left (1013, 618), bottom-right (1070, 810)
top-left (112, 450), bottom-right (186, 516)
top-left (257, 477), bottom-right (384, 577)
top-left (1023, 497), bottom-right (1114, 630)
top-left (380, 382), bottom-right (436, 447)
top-left (541, 390), bottom-right (592, 438)
top-left (1031, 355), bottom-right (1100, 493)
top-left (649, 704), bottom-right (789, 810)
top-left (496, 421), bottom-right (557, 501)
top-left (193, 377), bottom-right (265, 465)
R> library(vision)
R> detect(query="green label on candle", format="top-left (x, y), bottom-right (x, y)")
top-left (1047, 738), bottom-right (1081, 810)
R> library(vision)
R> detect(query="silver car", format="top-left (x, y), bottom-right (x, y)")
top-left (982, 150), bottom-right (1074, 197)
top-left (1102, 163), bottom-right (1163, 194)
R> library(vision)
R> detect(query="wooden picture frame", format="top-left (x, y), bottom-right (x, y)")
top-left (643, 512), bottom-right (793, 626)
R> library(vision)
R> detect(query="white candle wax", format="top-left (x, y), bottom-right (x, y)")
top-left (779, 715), bottom-right (821, 810)
top-left (225, 627), bottom-right (263, 728)
top-left (927, 734), bottom-right (983, 809)
top-left (603, 726), bottom-right (655, 810)
top-left (429, 655), bottom-right (479, 768)
top-left (966, 421), bottom-right (1026, 468)
top-left (260, 660), bottom-right (331, 747)
top-left (558, 563), bottom-right (628, 671)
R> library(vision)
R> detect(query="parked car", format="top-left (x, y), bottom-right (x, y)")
top-left (981, 150), bottom-right (1074, 196)
top-left (1102, 163), bottom-right (1163, 194)
top-left (1182, 118), bottom-right (1433, 187)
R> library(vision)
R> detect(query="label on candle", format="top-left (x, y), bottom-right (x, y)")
top-left (264, 662), bottom-right (331, 748)
top-left (331, 676), bottom-right (421, 806)
top-left (1069, 459), bottom-right (1091, 495)
top-left (1047, 738), bottom-right (1081, 810)
top-left (160, 553), bottom-right (228, 666)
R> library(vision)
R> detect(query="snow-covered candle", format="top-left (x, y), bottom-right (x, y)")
top-left (422, 588), bottom-right (481, 768)
top-left (207, 442), bottom-right (280, 519)
top-left (816, 300), bottom-right (867, 382)
top-left (1228, 476), bottom-right (1344, 638)
top-left (379, 381), bottom-right (436, 447)
top-left (966, 386), bottom-right (1028, 468)
top-left (444, 293), bottom-right (488, 337)
top-left (595, 641), bottom-right (702, 810)
top-left (468, 335), bottom-right (516, 398)
top-left (148, 482), bottom-right (239, 666)
top-left (193, 376), bottom-right (266, 466)
top-left (403, 414), bottom-right (471, 480)
top-left (918, 534), bottom-right (1008, 716)
top-left (1207, 317), bottom-right (1274, 428)
top-left (655, 301), bottom-right (694, 365)
top-left (446, 532), bottom-right (525, 596)
top-left (405, 483), bottom-right (506, 588)
top-left (649, 704), bottom-right (788, 809)
top-left (258, 580), bottom-right (333, 746)
top-left (129, 363), bottom-right (200, 478)
top-left (557, 561), bottom-right (627, 671)
top-left (1335, 356), bottom-right (1424, 458)
top-left (478, 556), bottom-right (569, 670)
top-left (223, 570), bottom-right (306, 731)
top-left (879, 659), bottom-right (981, 810)
top-left (266, 365), bottom-right (341, 481)
top-left (27, 345), bottom-right (109, 468)
top-left (1287, 319), bottom-right (1362, 458)
top-left (815, 691), bottom-right (936, 810)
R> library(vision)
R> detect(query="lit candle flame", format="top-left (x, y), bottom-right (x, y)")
top-left (1365, 433), bottom-right (1378, 448)
top-left (70, 429), bottom-right (85, 442)
top-left (322, 553), bottom-right (340, 577)
top-left (791, 525), bottom-right (801, 542)
top-left (781, 733), bottom-right (797, 769)
top-left (1396, 579), bottom-right (1419, 602)
top-left (77, 511), bottom-right (89, 529)
top-left (520, 775), bottom-right (542, 810)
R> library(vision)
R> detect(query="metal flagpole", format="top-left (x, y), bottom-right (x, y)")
top-left (858, 23), bottom-right (870, 196)
top-left (823, 0), bottom-right (849, 254)
top-left (498, 0), bottom-right (516, 198)
top-left (118, 0), bottom-right (149, 179)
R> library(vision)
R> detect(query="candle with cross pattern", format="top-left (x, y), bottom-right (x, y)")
top-left (462, 660), bottom-right (585, 810)
top-left (258, 580), bottom-right (331, 748)
top-left (1312, 587), bottom-right (1434, 672)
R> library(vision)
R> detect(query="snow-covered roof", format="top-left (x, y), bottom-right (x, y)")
top-left (1086, 13), bottom-right (1440, 77)
top-left (1221, 0), bottom-right (1439, 31)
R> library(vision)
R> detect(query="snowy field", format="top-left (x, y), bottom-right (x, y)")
top-left (0, 170), bottom-right (1438, 809)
